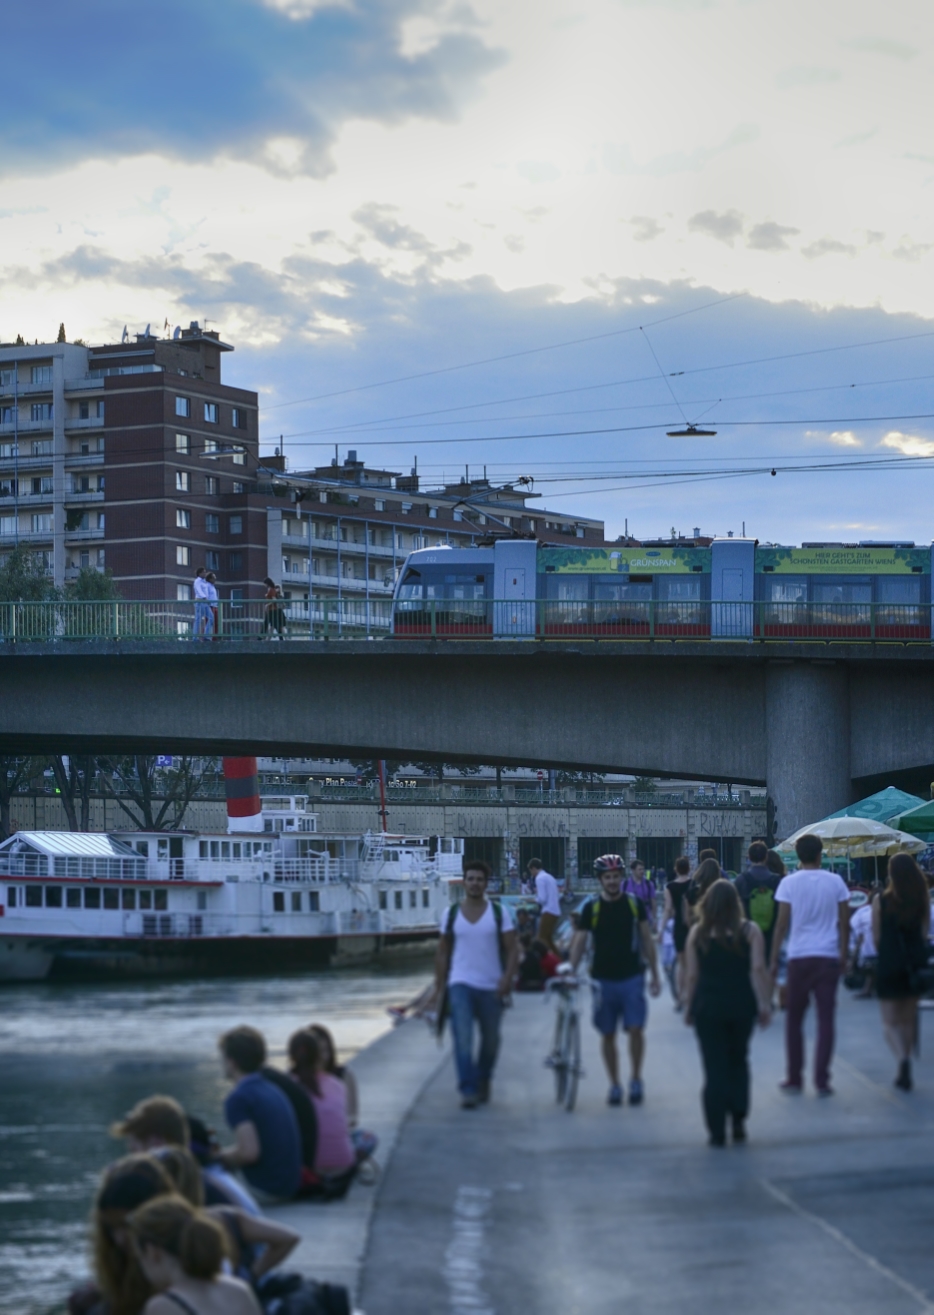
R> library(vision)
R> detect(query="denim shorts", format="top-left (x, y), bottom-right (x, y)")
top-left (592, 975), bottom-right (647, 1034)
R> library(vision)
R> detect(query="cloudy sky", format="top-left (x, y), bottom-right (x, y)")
top-left (2, 0), bottom-right (932, 543)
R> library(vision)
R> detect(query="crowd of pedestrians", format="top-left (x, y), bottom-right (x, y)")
top-left (432, 834), bottom-right (934, 1148)
top-left (68, 1020), bottom-right (374, 1315)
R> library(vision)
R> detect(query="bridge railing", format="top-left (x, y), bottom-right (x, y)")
top-left (0, 598), bottom-right (929, 643)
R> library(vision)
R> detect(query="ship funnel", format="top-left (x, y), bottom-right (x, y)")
top-left (223, 757), bottom-right (263, 833)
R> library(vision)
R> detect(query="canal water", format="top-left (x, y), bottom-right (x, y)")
top-left (0, 956), bottom-right (434, 1315)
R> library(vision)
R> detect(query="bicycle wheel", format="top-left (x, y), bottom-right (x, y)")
top-left (553, 1005), bottom-right (568, 1104)
top-left (563, 1009), bottom-right (581, 1111)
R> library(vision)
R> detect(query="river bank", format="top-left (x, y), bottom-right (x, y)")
top-left (0, 956), bottom-right (436, 1314)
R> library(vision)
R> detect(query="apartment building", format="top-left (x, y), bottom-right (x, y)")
top-left (0, 327), bottom-right (261, 598)
top-left (267, 452), bottom-right (605, 604)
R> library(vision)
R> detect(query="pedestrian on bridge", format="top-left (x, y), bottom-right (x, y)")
top-left (770, 834), bottom-right (850, 1096)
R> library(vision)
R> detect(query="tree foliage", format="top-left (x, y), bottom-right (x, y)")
top-left (97, 755), bottom-right (219, 830)
top-left (56, 322), bottom-right (66, 343)
top-left (0, 545), bottom-right (59, 603)
top-left (65, 567), bottom-right (122, 601)
top-left (0, 756), bottom-right (47, 840)
top-left (50, 755), bottom-right (97, 832)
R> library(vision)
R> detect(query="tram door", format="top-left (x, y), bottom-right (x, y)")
top-left (494, 541), bottom-right (537, 637)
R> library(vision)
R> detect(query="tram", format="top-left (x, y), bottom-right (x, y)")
top-left (390, 539), bottom-right (932, 641)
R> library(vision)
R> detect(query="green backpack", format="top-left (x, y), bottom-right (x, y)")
top-left (748, 884), bottom-right (776, 934)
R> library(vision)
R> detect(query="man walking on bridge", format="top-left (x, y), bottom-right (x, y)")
top-left (570, 854), bottom-right (661, 1107)
top-left (435, 861), bottom-right (519, 1109)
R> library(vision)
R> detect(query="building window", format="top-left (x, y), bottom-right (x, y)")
top-left (204, 402), bottom-right (218, 423)
top-left (31, 513), bottom-right (53, 532)
top-left (273, 891), bottom-right (285, 912)
top-left (375, 499), bottom-right (385, 512)
top-left (79, 550), bottom-right (90, 568)
top-left (204, 438), bottom-right (218, 454)
top-left (206, 550), bottom-right (219, 571)
top-left (206, 513), bottom-right (219, 534)
top-left (176, 545), bottom-right (190, 566)
top-left (232, 481), bottom-right (244, 493)
top-left (32, 476), bottom-right (53, 495)
top-left (232, 407), bottom-right (246, 429)
top-left (402, 503), bottom-right (412, 514)
top-left (97, 549), bottom-right (105, 568)
top-left (429, 507), bottom-right (437, 518)
top-left (30, 365), bottom-right (52, 384)
top-left (177, 584), bottom-right (189, 600)
top-left (232, 451), bottom-right (245, 466)
top-left (175, 397), bottom-right (190, 417)
top-left (175, 433), bottom-right (190, 453)
top-left (31, 403), bottom-right (53, 422)
top-left (176, 509), bottom-right (190, 529)
top-left (97, 512), bottom-right (105, 530)
top-left (205, 476), bottom-right (219, 495)
top-left (228, 551), bottom-right (242, 573)
top-left (229, 515), bottom-right (243, 535)
top-left (176, 471), bottom-right (189, 492)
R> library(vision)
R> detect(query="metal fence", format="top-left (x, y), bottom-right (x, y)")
top-left (0, 598), bottom-right (930, 643)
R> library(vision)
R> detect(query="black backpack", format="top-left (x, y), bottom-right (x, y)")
top-left (260, 1272), bottom-right (351, 1315)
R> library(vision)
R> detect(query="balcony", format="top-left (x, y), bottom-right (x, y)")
top-left (0, 419), bottom-right (51, 435)
top-left (65, 451), bottom-right (105, 466)
top-left (67, 489), bottom-right (105, 502)
top-left (64, 416), bottom-right (105, 431)
top-left (64, 527), bottom-right (105, 542)
top-left (0, 379), bottom-right (55, 398)
top-left (309, 573), bottom-right (393, 594)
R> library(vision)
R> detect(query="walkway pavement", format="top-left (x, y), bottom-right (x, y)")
top-left (358, 986), bottom-right (934, 1315)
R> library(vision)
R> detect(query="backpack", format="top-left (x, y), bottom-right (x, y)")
top-left (587, 896), bottom-right (642, 958)
top-left (748, 884), bottom-right (776, 934)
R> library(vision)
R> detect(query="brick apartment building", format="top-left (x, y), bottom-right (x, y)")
top-left (0, 327), bottom-right (605, 603)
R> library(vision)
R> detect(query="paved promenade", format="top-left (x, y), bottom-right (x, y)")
top-left (357, 988), bottom-right (934, 1315)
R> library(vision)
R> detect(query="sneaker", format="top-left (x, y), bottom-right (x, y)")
top-left (478, 1080), bottom-right (491, 1104)
top-left (731, 1117), bottom-right (747, 1143)
top-left (779, 1080), bottom-right (803, 1094)
top-left (607, 1084), bottom-right (623, 1106)
top-left (461, 1094), bottom-right (478, 1109)
top-left (895, 1060), bottom-right (913, 1091)
top-left (628, 1079), bottom-right (644, 1107)
top-left (816, 1086), bottom-right (834, 1098)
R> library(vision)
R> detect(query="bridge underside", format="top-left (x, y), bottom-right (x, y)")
top-left (2, 641), bottom-right (933, 839)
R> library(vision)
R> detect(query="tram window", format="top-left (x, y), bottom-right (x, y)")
top-left (544, 575), bottom-right (588, 600)
top-left (66, 888), bottom-right (81, 908)
top-left (593, 577), bottom-right (652, 601)
top-left (878, 577), bottom-right (921, 604)
top-left (273, 891), bottom-right (285, 912)
top-left (765, 577), bottom-right (807, 603)
top-left (84, 888), bottom-right (101, 909)
top-left (104, 889), bottom-right (119, 910)
top-left (122, 889), bottom-right (137, 910)
top-left (139, 890), bottom-right (153, 910)
top-left (154, 890), bottom-right (168, 911)
top-left (657, 576), bottom-right (700, 601)
top-left (812, 578), bottom-right (870, 605)
top-left (45, 886), bottom-right (62, 908)
top-left (398, 569), bottom-right (422, 600)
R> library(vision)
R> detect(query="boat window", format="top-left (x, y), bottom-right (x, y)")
top-left (139, 890), bottom-right (152, 909)
top-left (422, 889), bottom-right (430, 906)
top-left (66, 887), bottom-right (81, 908)
top-left (309, 890), bottom-right (320, 912)
top-left (221, 842), bottom-right (230, 859)
top-left (136, 841), bottom-right (149, 857)
top-left (6, 886), bottom-right (16, 907)
top-left (394, 890), bottom-right (403, 909)
top-left (379, 890), bottom-right (387, 909)
top-left (122, 889), bottom-right (136, 909)
top-left (154, 890), bottom-right (168, 911)
top-left (291, 891), bottom-right (302, 912)
top-left (104, 889), bottom-right (119, 910)
top-left (25, 886), bottom-right (42, 907)
top-left (232, 843), bottom-right (242, 859)
top-left (44, 885), bottom-right (62, 907)
top-left (409, 890), bottom-right (417, 908)
top-left (84, 888), bottom-right (101, 909)
top-left (210, 842), bottom-right (220, 859)
top-left (199, 842), bottom-right (209, 859)
top-left (197, 892), bottom-right (208, 910)
top-left (273, 891), bottom-right (285, 912)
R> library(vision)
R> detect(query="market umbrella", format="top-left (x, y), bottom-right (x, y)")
top-left (889, 799), bottom-right (934, 839)
top-left (777, 816), bottom-right (925, 877)
top-left (824, 787), bottom-right (925, 825)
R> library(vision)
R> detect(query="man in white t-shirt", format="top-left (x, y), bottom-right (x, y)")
top-left (435, 861), bottom-right (519, 1109)
top-left (528, 858), bottom-right (562, 951)
top-left (770, 833), bottom-right (850, 1096)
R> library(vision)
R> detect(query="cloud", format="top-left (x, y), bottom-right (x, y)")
top-left (629, 216), bottom-right (664, 242)
top-left (834, 130), bottom-right (877, 149)
top-left (892, 240), bottom-right (933, 263)
top-left (0, 0), bottom-right (503, 179)
top-left (688, 210), bottom-right (744, 245)
top-left (846, 36), bottom-right (918, 60)
top-left (880, 432), bottom-right (934, 458)
top-left (776, 66), bottom-right (840, 89)
top-left (503, 235), bottom-right (525, 253)
top-left (746, 221), bottom-right (799, 252)
top-left (604, 125), bottom-right (758, 178)
top-left (828, 431), bottom-right (861, 447)
top-left (802, 237), bottom-right (857, 259)
top-left (517, 161), bottom-right (561, 184)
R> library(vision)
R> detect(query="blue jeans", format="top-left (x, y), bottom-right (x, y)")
top-left (194, 601), bottom-right (213, 640)
top-left (447, 983), bottom-right (503, 1096)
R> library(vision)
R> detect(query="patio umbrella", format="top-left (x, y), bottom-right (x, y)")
top-left (824, 787), bottom-right (925, 825)
top-left (889, 799), bottom-right (934, 839)
top-left (777, 816), bottom-right (925, 878)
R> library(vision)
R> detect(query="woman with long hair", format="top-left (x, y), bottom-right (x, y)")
top-left (308, 1023), bottom-right (359, 1126)
top-left (128, 1195), bottom-right (260, 1315)
top-left (289, 1029), bottom-right (356, 1176)
top-left (683, 879), bottom-right (772, 1146)
top-left (70, 1154), bottom-right (173, 1315)
top-left (872, 853), bottom-right (932, 1090)
top-left (684, 857), bottom-right (723, 927)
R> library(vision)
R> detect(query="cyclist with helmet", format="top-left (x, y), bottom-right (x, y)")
top-left (569, 854), bottom-right (661, 1107)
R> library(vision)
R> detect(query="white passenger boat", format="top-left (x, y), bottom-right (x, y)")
top-left (0, 795), bottom-right (462, 982)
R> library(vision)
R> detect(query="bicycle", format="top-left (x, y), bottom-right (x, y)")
top-left (545, 971), bottom-right (584, 1110)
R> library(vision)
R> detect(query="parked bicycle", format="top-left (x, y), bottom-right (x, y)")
top-left (545, 968), bottom-right (584, 1110)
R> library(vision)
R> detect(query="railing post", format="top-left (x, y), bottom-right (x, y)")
top-left (430, 598), bottom-right (437, 638)
top-left (11, 603), bottom-right (16, 643)
top-left (216, 600), bottom-right (224, 640)
top-left (323, 599), bottom-right (329, 640)
top-left (870, 602), bottom-right (876, 642)
top-left (649, 599), bottom-right (655, 640)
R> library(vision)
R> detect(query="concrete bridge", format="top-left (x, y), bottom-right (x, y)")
top-left (2, 639), bottom-right (933, 839)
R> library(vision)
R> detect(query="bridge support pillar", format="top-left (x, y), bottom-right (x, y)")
top-left (766, 662), bottom-right (851, 844)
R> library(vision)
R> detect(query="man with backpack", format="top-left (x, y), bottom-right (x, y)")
top-left (434, 860), bottom-right (519, 1109)
top-left (735, 841), bottom-right (781, 961)
top-left (569, 854), bottom-right (661, 1107)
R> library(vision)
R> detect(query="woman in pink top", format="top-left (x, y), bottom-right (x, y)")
top-left (287, 1031), bottom-right (356, 1176)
